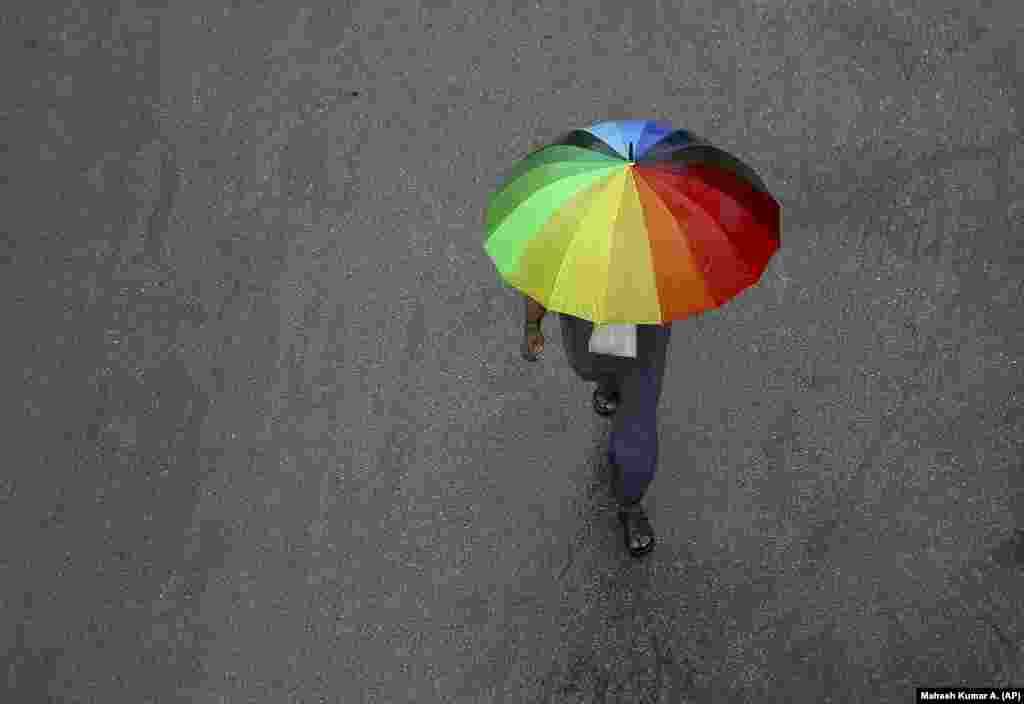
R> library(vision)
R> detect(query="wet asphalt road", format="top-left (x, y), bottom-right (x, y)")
top-left (2, 1), bottom-right (1023, 702)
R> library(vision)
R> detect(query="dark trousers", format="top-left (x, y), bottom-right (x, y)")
top-left (559, 313), bottom-right (672, 504)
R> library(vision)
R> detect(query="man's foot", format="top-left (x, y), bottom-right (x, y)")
top-left (618, 503), bottom-right (655, 557)
top-left (593, 387), bottom-right (620, 416)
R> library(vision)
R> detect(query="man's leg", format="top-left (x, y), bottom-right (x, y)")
top-left (609, 366), bottom-right (661, 504)
top-left (597, 372), bottom-right (621, 397)
top-left (560, 313), bottom-right (598, 381)
top-left (608, 324), bottom-right (671, 504)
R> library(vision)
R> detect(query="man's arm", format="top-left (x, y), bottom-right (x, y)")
top-left (525, 294), bottom-right (547, 326)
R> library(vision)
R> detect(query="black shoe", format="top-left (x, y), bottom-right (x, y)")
top-left (618, 503), bottom-right (655, 557)
top-left (593, 388), bottom-right (620, 417)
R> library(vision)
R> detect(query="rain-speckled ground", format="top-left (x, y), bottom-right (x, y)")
top-left (2, 1), bottom-right (1022, 702)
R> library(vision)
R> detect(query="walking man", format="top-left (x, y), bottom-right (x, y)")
top-left (521, 294), bottom-right (672, 557)
top-left (485, 120), bottom-right (780, 557)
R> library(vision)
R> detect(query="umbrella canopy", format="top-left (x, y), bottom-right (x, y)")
top-left (484, 119), bottom-right (781, 325)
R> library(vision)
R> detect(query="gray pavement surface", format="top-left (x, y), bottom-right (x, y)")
top-left (2, 1), bottom-right (1023, 702)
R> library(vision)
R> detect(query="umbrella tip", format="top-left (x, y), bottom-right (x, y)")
top-left (628, 142), bottom-right (633, 161)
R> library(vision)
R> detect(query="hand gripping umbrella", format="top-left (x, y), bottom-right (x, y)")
top-left (484, 119), bottom-right (781, 329)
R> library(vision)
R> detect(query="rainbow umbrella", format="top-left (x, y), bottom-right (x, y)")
top-left (484, 119), bottom-right (781, 324)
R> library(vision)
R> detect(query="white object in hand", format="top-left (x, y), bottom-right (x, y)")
top-left (588, 323), bottom-right (638, 358)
